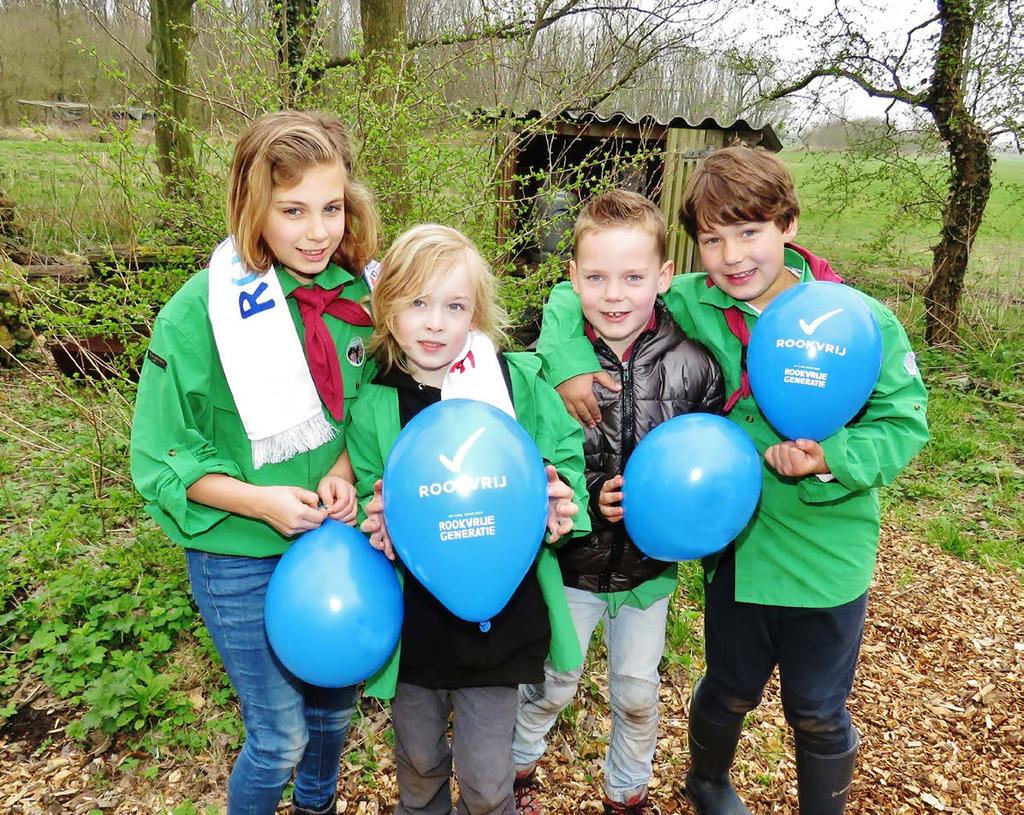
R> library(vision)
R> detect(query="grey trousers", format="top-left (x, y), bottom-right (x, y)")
top-left (391, 682), bottom-right (518, 815)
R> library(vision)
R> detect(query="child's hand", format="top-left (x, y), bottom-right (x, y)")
top-left (255, 486), bottom-right (328, 537)
top-left (544, 465), bottom-right (578, 543)
top-left (556, 372), bottom-right (620, 428)
top-left (597, 475), bottom-right (624, 522)
top-left (359, 479), bottom-right (395, 560)
top-left (317, 474), bottom-right (358, 525)
top-left (764, 439), bottom-right (830, 478)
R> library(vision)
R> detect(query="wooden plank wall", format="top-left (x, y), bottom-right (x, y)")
top-left (659, 128), bottom-right (725, 274)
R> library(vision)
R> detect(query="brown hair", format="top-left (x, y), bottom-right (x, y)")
top-left (227, 110), bottom-right (379, 275)
top-left (574, 189), bottom-right (667, 262)
top-left (369, 224), bottom-right (508, 373)
top-left (678, 146), bottom-right (800, 239)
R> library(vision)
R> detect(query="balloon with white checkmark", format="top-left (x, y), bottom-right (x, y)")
top-left (747, 281), bottom-right (883, 440)
top-left (382, 399), bottom-right (549, 623)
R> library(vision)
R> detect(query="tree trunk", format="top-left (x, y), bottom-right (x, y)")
top-left (360, 0), bottom-right (410, 222)
top-left (923, 135), bottom-right (991, 346)
top-left (272, 0), bottom-right (321, 102)
top-left (360, 0), bottom-right (406, 83)
top-left (149, 0), bottom-right (197, 201)
top-left (922, 0), bottom-right (992, 347)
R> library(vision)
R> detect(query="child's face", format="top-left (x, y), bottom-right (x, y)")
top-left (263, 161), bottom-right (347, 281)
top-left (394, 263), bottom-right (477, 387)
top-left (697, 217), bottom-right (799, 310)
top-left (569, 225), bottom-right (672, 358)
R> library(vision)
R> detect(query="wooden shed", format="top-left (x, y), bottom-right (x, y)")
top-left (491, 110), bottom-right (782, 274)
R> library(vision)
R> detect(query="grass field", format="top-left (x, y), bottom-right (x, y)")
top-left (785, 149), bottom-right (1024, 293)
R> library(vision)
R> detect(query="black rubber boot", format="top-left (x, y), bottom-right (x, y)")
top-left (292, 792), bottom-right (337, 815)
top-left (682, 680), bottom-right (751, 815)
top-left (796, 732), bottom-right (858, 815)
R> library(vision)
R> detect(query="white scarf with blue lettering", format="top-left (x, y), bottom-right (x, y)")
top-left (207, 237), bottom-right (335, 469)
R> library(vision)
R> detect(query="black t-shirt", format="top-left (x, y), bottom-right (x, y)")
top-left (374, 362), bottom-right (551, 688)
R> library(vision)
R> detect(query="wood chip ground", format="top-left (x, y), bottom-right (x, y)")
top-left (3, 527), bottom-right (1021, 814)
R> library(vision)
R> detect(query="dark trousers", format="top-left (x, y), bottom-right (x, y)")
top-left (697, 547), bottom-right (867, 756)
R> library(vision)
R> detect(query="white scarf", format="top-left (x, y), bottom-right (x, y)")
top-left (207, 237), bottom-right (335, 469)
top-left (441, 331), bottom-right (516, 418)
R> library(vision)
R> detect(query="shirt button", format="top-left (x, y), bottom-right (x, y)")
top-left (168, 449), bottom-right (176, 456)
top-left (914, 404), bottom-right (921, 411)
top-left (745, 415), bottom-right (755, 423)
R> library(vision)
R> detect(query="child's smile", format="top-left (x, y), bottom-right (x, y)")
top-left (262, 161), bottom-right (347, 281)
top-left (697, 218), bottom-right (800, 310)
top-left (570, 225), bottom-right (672, 360)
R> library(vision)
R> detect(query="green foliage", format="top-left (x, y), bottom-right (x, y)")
top-left (0, 378), bottom-right (227, 748)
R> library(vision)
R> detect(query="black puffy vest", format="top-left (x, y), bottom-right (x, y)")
top-left (557, 304), bottom-right (726, 593)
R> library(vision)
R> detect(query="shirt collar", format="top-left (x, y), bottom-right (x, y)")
top-left (584, 309), bottom-right (658, 360)
top-left (276, 261), bottom-right (355, 296)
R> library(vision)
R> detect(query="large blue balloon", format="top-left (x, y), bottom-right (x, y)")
top-left (748, 281), bottom-right (883, 441)
top-left (622, 413), bottom-right (762, 561)
top-left (265, 519), bottom-right (403, 687)
top-left (383, 399), bottom-right (549, 623)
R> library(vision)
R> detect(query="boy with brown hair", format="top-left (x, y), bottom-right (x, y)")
top-left (512, 189), bottom-right (724, 815)
top-left (536, 148), bottom-right (929, 814)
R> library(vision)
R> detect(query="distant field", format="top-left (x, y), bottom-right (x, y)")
top-left (0, 137), bottom-right (152, 252)
top-left (1, 135), bottom-right (1022, 301)
top-left (783, 149), bottom-right (1023, 296)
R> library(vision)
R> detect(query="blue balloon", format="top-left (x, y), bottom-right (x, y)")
top-left (265, 519), bottom-right (403, 688)
top-left (383, 399), bottom-right (549, 623)
top-left (622, 413), bottom-right (762, 561)
top-left (747, 281), bottom-right (883, 441)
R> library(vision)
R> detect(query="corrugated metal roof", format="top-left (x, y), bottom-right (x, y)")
top-left (482, 108), bottom-right (782, 152)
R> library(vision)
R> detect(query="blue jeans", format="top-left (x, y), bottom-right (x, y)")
top-left (512, 587), bottom-right (669, 802)
top-left (186, 550), bottom-right (359, 815)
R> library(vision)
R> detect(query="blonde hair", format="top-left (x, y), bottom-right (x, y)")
top-left (227, 110), bottom-right (379, 275)
top-left (369, 224), bottom-right (508, 373)
top-left (679, 146), bottom-right (800, 239)
top-left (574, 189), bottom-right (668, 262)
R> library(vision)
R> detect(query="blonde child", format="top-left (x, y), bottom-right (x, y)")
top-left (131, 111), bottom-right (379, 815)
top-left (346, 224), bottom-right (589, 815)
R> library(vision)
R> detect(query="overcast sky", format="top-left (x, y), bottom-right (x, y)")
top-left (727, 0), bottom-right (934, 123)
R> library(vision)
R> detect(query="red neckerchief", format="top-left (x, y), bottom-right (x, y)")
top-left (712, 243), bottom-right (843, 414)
top-left (288, 284), bottom-right (372, 420)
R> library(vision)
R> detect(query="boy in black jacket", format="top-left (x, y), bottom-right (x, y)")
top-left (512, 191), bottom-right (725, 815)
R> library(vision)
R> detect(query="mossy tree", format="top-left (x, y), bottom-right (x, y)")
top-left (762, 0), bottom-right (1022, 347)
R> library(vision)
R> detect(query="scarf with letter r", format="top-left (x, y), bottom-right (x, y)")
top-left (208, 236), bottom-right (369, 469)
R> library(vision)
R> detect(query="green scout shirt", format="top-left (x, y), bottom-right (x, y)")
top-left (346, 351), bottom-right (591, 699)
top-left (538, 247), bottom-right (930, 608)
top-left (595, 565), bottom-right (678, 617)
top-left (130, 263), bottom-right (372, 557)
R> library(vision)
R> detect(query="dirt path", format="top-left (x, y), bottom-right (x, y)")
top-left (3, 528), bottom-right (1022, 814)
